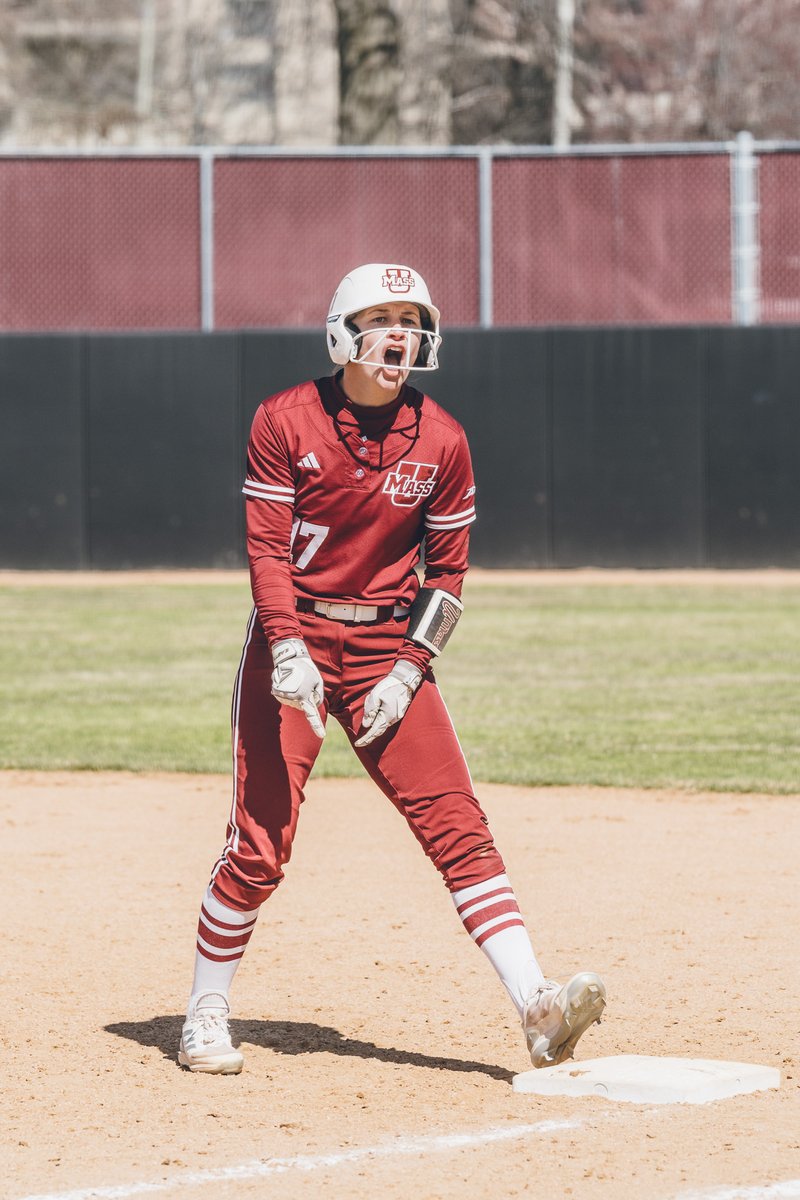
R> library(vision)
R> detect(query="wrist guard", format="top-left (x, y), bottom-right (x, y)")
top-left (390, 659), bottom-right (423, 691)
top-left (271, 638), bottom-right (309, 666)
top-left (407, 588), bottom-right (463, 656)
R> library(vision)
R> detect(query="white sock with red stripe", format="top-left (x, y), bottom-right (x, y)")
top-left (188, 886), bottom-right (259, 1009)
top-left (452, 873), bottom-right (545, 1016)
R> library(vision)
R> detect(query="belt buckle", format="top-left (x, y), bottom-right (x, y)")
top-left (320, 601), bottom-right (357, 621)
top-left (313, 600), bottom-right (380, 623)
top-left (354, 603), bottom-right (379, 622)
top-left (332, 602), bottom-right (355, 621)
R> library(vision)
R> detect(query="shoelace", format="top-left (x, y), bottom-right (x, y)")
top-left (192, 1011), bottom-right (230, 1045)
top-left (523, 980), bottom-right (561, 1023)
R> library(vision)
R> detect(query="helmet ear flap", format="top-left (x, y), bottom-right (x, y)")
top-left (343, 317), bottom-right (361, 362)
top-left (326, 314), bottom-right (358, 364)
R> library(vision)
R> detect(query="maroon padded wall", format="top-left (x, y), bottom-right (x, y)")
top-left (213, 156), bottom-right (480, 329)
top-left (0, 158), bottom-right (201, 331)
top-left (492, 154), bottom-right (731, 325)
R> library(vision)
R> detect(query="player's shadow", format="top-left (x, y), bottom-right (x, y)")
top-left (105, 1016), bottom-right (514, 1083)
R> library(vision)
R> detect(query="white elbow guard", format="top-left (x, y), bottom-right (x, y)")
top-left (407, 587), bottom-right (463, 656)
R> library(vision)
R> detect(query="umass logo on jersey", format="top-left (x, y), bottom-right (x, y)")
top-left (383, 460), bottom-right (438, 507)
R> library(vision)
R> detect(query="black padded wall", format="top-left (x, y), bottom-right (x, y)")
top-left (549, 328), bottom-right (706, 567)
top-left (85, 334), bottom-right (240, 567)
top-left (706, 327), bottom-right (800, 567)
top-left (2, 326), bottom-right (800, 570)
top-left (0, 336), bottom-right (86, 567)
top-left (436, 330), bottom-right (549, 566)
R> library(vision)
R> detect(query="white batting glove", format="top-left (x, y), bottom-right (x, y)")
top-left (354, 660), bottom-right (423, 748)
top-left (271, 638), bottom-right (326, 739)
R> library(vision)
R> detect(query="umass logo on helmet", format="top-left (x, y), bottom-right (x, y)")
top-left (383, 460), bottom-right (438, 507)
top-left (382, 267), bottom-right (416, 293)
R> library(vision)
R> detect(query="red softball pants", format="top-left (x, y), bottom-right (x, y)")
top-left (209, 608), bottom-right (506, 912)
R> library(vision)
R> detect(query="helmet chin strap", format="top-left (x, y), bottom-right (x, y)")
top-left (349, 327), bottom-right (440, 371)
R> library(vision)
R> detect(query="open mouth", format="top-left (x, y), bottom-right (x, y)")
top-left (383, 347), bottom-right (405, 369)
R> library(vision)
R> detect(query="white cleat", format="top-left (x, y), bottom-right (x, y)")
top-left (523, 972), bottom-right (607, 1069)
top-left (178, 992), bottom-right (244, 1075)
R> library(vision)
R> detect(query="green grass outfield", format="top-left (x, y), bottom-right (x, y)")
top-left (1, 572), bottom-right (798, 793)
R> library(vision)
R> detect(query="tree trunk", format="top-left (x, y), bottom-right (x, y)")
top-left (552, 0), bottom-right (576, 145)
top-left (392, 0), bottom-right (452, 144)
top-left (334, 0), bottom-right (401, 143)
top-left (274, 0), bottom-right (339, 145)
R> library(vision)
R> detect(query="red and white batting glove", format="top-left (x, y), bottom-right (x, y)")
top-left (270, 638), bottom-right (326, 739)
top-left (354, 660), bottom-right (422, 748)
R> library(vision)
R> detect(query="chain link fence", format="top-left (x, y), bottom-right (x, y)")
top-left (759, 152), bottom-right (800, 323)
top-left (212, 154), bottom-right (480, 329)
top-left (0, 155), bottom-right (200, 330)
top-left (0, 140), bottom-right (797, 332)
top-left (493, 151), bottom-right (733, 324)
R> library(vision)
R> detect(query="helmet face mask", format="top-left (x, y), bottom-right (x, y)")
top-left (327, 263), bottom-right (442, 372)
top-left (346, 321), bottom-right (441, 371)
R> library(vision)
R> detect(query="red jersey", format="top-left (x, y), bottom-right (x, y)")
top-left (243, 373), bottom-right (476, 664)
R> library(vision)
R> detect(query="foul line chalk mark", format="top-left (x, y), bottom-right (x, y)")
top-left (14, 1118), bottom-right (584, 1200)
top-left (675, 1183), bottom-right (800, 1200)
top-left (28, 1106), bottom-right (795, 1200)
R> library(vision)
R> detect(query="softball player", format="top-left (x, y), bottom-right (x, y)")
top-left (178, 263), bottom-right (606, 1074)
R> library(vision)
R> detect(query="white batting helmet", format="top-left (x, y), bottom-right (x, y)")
top-left (326, 263), bottom-right (442, 371)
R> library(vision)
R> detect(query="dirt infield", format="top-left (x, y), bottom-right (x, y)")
top-left (2, 771), bottom-right (798, 1200)
top-left (3, 567), bottom-right (800, 587)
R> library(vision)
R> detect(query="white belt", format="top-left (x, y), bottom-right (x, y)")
top-left (301, 600), bottom-right (407, 623)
